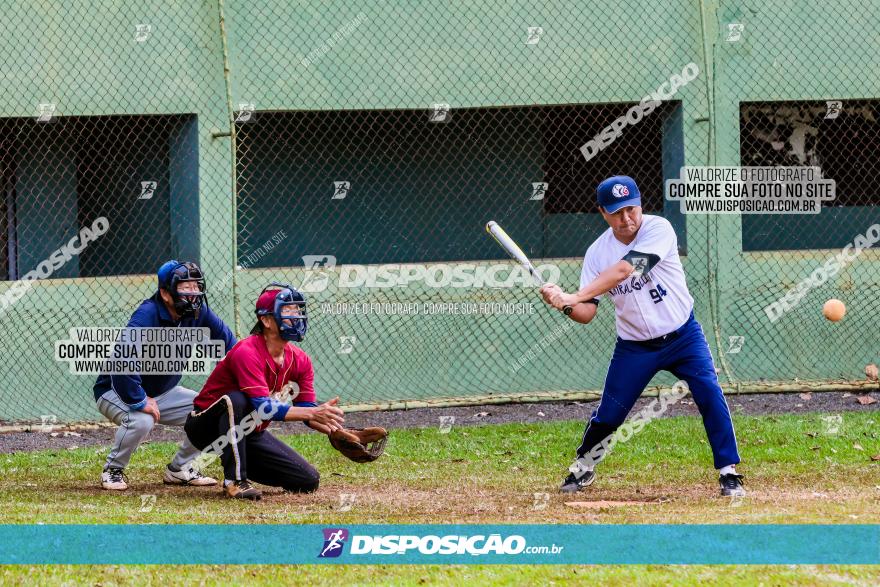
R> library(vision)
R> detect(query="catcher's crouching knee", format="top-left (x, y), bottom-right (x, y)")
top-left (285, 467), bottom-right (319, 493)
top-left (303, 468), bottom-right (320, 493)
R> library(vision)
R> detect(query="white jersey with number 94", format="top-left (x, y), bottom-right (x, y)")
top-left (580, 214), bottom-right (694, 341)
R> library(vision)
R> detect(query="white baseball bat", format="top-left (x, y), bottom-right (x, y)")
top-left (485, 221), bottom-right (573, 315)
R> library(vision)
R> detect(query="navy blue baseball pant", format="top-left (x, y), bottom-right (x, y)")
top-left (577, 312), bottom-right (740, 469)
top-left (185, 391), bottom-right (320, 492)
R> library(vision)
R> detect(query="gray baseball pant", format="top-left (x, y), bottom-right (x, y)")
top-left (96, 386), bottom-right (202, 471)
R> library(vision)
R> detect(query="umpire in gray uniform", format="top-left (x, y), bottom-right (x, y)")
top-left (93, 260), bottom-right (237, 490)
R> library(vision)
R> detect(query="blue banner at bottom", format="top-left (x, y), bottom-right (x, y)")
top-left (1, 524), bottom-right (877, 564)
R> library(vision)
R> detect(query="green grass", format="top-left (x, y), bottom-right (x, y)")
top-left (2, 564), bottom-right (879, 586)
top-left (1, 411), bottom-right (879, 584)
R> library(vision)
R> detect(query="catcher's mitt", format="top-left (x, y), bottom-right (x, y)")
top-left (329, 427), bottom-right (387, 463)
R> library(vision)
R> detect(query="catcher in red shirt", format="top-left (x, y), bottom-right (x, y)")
top-left (185, 283), bottom-right (346, 500)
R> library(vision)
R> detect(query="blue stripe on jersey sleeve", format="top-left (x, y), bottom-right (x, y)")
top-left (249, 396), bottom-right (291, 421)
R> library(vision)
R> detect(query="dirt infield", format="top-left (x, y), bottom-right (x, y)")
top-left (0, 390), bottom-right (876, 454)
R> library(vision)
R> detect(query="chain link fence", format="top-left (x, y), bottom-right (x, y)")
top-left (714, 1), bottom-right (880, 387)
top-left (0, 1), bottom-right (233, 423)
top-left (0, 1), bottom-right (877, 424)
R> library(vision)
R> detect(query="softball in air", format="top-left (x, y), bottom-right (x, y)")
top-left (822, 299), bottom-right (846, 322)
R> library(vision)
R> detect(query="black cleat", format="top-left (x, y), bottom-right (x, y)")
top-left (719, 473), bottom-right (746, 497)
top-left (560, 470), bottom-right (596, 494)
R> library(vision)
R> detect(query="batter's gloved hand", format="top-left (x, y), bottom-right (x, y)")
top-left (329, 427), bottom-right (388, 463)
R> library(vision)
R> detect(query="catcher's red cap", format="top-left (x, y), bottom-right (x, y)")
top-left (255, 289), bottom-right (281, 314)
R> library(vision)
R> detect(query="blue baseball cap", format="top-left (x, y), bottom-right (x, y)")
top-left (157, 260), bottom-right (181, 289)
top-left (597, 175), bottom-right (642, 213)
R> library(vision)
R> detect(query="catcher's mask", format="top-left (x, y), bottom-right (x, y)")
top-left (157, 260), bottom-right (206, 320)
top-left (255, 282), bottom-right (308, 342)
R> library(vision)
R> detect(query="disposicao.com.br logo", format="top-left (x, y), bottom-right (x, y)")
top-left (318, 528), bottom-right (349, 558)
top-left (318, 528), bottom-right (564, 558)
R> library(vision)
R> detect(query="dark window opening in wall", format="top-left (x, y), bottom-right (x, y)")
top-left (235, 102), bottom-right (680, 265)
top-left (0, 114), bottom-right (199, 279)
top-left (741, 100), bottom-right (880, 251)
top-left (542, 102), bottom-right (676, 215)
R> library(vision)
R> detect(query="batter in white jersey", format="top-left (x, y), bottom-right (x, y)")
top-left (540, 175), bottom-right (743, 498)
top-left (580, 214), bottom-right (693, 341)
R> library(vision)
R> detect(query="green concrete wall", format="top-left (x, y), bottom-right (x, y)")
top-left (0, 0), bottom-right (234, 421)
top-left (0, 0), bottom-right (877, 422)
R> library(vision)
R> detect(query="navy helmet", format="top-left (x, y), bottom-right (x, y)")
top-left (255, 282), bottom-right (308, 342)
top-left (157, 260), bottom-right (206, 320)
